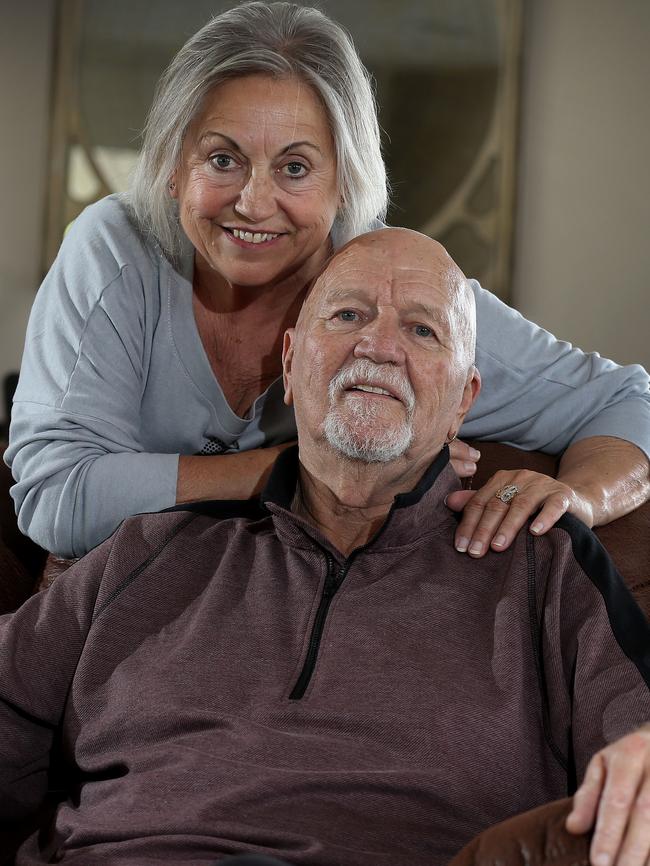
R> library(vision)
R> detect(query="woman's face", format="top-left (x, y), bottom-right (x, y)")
top-left (173, 74), bottom-right (340, 290)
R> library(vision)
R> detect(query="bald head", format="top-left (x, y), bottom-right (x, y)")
top-left (283, 227), bottom-right (481, 469)
top-left (298, 228), bottom-right (476, 369)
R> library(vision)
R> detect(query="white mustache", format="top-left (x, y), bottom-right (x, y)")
top-left (328, 359), bottom-right (416, 415)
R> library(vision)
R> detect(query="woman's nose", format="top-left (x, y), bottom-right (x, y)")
top-left (234, 171), bottom-right (276, 222)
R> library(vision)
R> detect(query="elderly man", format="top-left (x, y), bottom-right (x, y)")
top-left (1, 230), bottom-right (649, 866)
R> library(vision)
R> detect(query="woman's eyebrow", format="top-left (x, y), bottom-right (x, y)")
top-left (196, 131), bottom-right (322, 156)
top-left (278, 140), bottom-right (323, 155)
top-left (197, 131), bottom-right (241, 150)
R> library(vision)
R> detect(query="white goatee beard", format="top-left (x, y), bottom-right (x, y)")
top-left (323, 359), bottom-right (415, 463)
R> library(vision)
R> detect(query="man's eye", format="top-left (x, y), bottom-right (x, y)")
top-left (282, 161), bottom-right (308, 178)
top-left (414, 324), bottom-right (434, 338)
top-left (337, 310), bottom-right (359, 322)
top-left (210, 153), bottom-right (236, 170)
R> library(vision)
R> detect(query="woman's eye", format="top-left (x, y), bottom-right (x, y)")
top-left (337, 310), bottom-right (359, 322)
top-left (282, 161), bottom-right (308, 178)
top-left (414, 324), bottom-right (434, 338)
top-left (210, 153), bottom-right (236, 170)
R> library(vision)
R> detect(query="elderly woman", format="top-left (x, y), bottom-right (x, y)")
top-left (5, 2), bottom-right (650, 559)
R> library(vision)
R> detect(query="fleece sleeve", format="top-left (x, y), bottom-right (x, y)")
top-left (4, 201), bottom-right (179, 558)
top-left (461, 281), bottom-right (650, 457)
top-left (0, 539), bottom-right (112, 822)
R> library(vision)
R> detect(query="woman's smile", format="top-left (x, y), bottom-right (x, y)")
top-left (221, 226), bottom-right (286, 248)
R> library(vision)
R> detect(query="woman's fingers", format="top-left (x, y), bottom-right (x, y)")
top-left (446, 470), bottom-right (586, 557)
top-left (447, 438), bottom-right (480, 479)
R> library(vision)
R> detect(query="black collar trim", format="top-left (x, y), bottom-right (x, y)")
top-left (393, 445), bottom-right (450, 508)
top-left (261, 444), bottom-right (451, 511)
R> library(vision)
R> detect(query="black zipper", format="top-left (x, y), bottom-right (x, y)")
top-left (289, 552), bottom-right (351, 700)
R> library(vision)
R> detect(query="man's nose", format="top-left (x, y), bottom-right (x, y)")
top-left (235, 170), bottom-right (276, 222)
top-left (353, 317), bottom-right (406, 366)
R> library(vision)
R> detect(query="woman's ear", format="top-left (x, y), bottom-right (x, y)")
top-left (168, 169), bottom-right (179, 199)
top-left (282, 328), bottom-right (296, 406)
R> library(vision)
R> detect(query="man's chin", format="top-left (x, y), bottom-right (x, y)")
top-left (332, 445), bottom-right (407, 464)
top-left (323, 417), bottom-right (413, 464)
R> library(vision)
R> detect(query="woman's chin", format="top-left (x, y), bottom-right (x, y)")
top-left (192, 230), bottom-right (331, 292)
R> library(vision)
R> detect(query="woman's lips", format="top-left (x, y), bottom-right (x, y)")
top-left (222, 226), bottom-right (285, 248)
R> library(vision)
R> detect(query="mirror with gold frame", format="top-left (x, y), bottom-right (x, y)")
top-left (45, 0), bottom-right (521, 299)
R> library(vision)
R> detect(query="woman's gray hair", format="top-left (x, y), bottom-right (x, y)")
top-left (128, 1), bottom-right (387, 259)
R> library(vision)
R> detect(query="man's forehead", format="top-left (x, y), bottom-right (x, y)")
top-left (314, 249), bottom-right (457, 305)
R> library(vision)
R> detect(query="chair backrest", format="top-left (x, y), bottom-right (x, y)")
top-left (0, 451), bottom-right (46, 613)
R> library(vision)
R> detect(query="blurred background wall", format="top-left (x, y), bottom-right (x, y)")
top-left (0, 1), bottom-right (55, 396)
top-left (513, 0), bottom-right (650, 368)
top-left (1, 0), bottom-right (648, 434)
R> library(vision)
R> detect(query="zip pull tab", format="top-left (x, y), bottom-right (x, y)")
top-left (334, 563), bottom-right (347, 591)
top-left (326, 556), bottom-right (351, 592)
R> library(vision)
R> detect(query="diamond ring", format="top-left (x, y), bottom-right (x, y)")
top-left (495, 484), bottom-right (519, 504)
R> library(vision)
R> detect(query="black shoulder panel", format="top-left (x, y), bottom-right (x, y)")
top-left (163, 499), bottom-right (268, 520)
top-left (555, 513), bottom-right (650, 687)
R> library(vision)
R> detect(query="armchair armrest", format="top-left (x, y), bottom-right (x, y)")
top-left (448, 798), bottom-right (590, 866)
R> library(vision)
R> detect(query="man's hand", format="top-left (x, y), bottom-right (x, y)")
top-left (446, 462), bottom-right (594, 557)
top-left (566, 726), bottom-right (650, 866)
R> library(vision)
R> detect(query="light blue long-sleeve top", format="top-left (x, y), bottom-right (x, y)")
top-left (6, 195), bottom-right (650, 557)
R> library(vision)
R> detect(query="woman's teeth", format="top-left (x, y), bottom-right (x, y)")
top-left (231, 228), bottom-right (279, 244)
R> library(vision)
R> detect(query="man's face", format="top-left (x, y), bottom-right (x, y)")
top-left (283, 230), bottom-right (480, 469)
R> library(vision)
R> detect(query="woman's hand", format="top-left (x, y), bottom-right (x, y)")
top-left (448, 438), bottom-right (481, 480)
top-left (445, 466), bottom-right (594, 558)
top-left (446, 435), bottom-right (650, 557)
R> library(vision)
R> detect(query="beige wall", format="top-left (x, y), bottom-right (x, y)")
top-left (0, 1), bottom-right (55, 392)
top-left (513, 0), bottom-right (650, 368)
top-left (1, 0), bottom-right (648, 411)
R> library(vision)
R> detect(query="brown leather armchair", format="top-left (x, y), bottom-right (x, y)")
top-left (448, 798), bottom-right (589, 866)
top-left (1, 441), bottom-right (648, 865)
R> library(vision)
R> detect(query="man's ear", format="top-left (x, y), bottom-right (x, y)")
top-left (448, 365), bottom-right (481, 439)
top-left (282, 328), bottom-right (296, 406)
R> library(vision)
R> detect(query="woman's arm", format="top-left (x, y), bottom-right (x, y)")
top-left (449, 282), bottom-right (650, 555)
top-left (6, 198), bottom-right (295, 558)
top-left (557, 436), bottom-right (650, 525)
top-left (176, 444), bottom-right (293, 504)
top-left (5, 201), bottom-right (179, 557)
top-left (461, 281), bottom-right (650, 457)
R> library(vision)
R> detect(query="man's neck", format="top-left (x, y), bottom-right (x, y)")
top-left (292, 450), bottom-right (435, 557)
